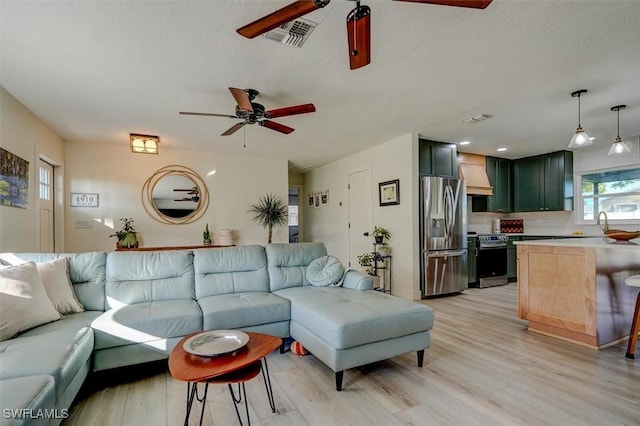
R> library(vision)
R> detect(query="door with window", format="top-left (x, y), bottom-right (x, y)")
top-left (38, 160), bottom-right (54, 252)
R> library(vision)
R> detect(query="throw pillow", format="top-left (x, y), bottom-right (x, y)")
top-left (36, 258), bottom-right (84, 314)
top-left (0, 262), bottom-right (61, 341)
top-left (306, 255), bottom-right (345, 287)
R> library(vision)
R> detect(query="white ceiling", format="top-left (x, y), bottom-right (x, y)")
top-left (2, 1), bottom-right (639, 173)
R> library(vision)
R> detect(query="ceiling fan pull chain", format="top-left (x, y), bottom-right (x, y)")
top-left (243, 125), bottom-right (246, 148)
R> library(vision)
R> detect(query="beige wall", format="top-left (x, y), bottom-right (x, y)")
top-left (64, 141), bottom-right (289, 252)
top-left (304, 133), bottom-right (420, 300)
top-left (0, 87), bottom-right (65, 252)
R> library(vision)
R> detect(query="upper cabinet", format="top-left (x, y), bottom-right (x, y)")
top-left (472, 156), bottom-right (513, 212)
top-left (419, 139), bottom-right (458, 178)
top-left (514, 151), bottom-right (573, 212)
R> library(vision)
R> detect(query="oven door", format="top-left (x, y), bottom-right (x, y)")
top-left (477, 246), bottom-right (508, 287)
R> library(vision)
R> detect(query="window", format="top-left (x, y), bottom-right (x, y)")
top-left (39, 166), bottom-right (51, 200)
top-left (578, 166), bottom-right (640, 223)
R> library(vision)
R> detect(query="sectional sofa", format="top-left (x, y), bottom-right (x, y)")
top-left (0, 242), bottom-right (434, 425)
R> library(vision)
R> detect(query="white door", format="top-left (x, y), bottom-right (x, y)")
top-left (348, 168), bottom-right (372, 268)
top-left (38, 160), bottom-right (54, 252)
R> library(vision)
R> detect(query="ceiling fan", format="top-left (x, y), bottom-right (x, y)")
top-left (180, 87), bottom-right (316, 136)
top-left (236, 0), bottom-right (492, 70)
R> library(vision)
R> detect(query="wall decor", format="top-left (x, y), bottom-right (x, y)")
top-left (379, 179), bottom-right (400, 206)
top-left (70, 192), bottom-right (99, 207)
top-left (0, 147), bottom-right (29, 208)
top-left (308, 193), bottom-right (315, 207)
top-left (320, 190), bottom-right (329, 206)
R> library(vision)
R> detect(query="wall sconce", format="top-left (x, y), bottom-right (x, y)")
top-left (130, 134), bottom-right (159, 154)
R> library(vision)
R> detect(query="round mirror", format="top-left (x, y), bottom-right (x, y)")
top-left (142, 165), bottom-right (209, 224)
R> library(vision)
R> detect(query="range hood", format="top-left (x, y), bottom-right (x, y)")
top-left (458, 152), bottom-right (493, 196)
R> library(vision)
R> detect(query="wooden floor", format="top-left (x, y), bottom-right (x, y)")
top-left (63, 284), bottom-right (640, 425)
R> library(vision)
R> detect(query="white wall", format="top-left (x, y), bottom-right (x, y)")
top-left (304, 133), bottom-right (420, 300)
top-left (468, 139), bottom-right (640, 235)
top-left (64, 141), bottom-right (289, 252)
top-left (0, 87), bottom-right (66, 252)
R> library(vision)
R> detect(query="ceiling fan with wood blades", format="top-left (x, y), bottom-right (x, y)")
top-left (180, 87), bottom-right (316, 136)
top-left (236, 0), bottom-right (492, 70)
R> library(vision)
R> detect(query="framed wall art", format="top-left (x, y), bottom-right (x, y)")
top-left (0, 147), bottom-right (29, 208)
top-left (379, 179), bottom-right (399, 206)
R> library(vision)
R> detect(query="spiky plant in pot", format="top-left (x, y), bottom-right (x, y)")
top-left (248, 193), bottom-right (288, 244)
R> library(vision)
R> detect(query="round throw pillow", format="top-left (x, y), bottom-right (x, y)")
top-left (291, 341), bottom-right (308, 356)
top-left (306, 255), bottom-right (345, 287)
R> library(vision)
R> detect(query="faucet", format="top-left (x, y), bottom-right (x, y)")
top-left (597, 211), bottom-right (609, 233)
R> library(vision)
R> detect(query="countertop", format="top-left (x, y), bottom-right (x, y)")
top-left (513, 237), bottom-right (639, 250)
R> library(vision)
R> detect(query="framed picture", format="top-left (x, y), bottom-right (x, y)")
top-left (379, 179), bottom-right (400, 206)
top-left (320, 190), bottom-right (329, 206)
top-left (0, 147), bottom-right (29, 208)
top-left (308, 193), bottom-right (315, 207)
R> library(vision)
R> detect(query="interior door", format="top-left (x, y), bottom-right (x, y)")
top-left (348, 168), bottom-right (372, 268)
top-left (38, 159), bottom-right (54, 252)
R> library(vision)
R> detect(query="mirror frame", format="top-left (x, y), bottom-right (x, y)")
top-left (142, 165), bottom-right (209, 224)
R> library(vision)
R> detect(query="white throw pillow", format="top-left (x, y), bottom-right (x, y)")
top-left (36, 258), bottom-right (84, 314)
top-left (306, 255), bottom-right (345, 287)
top-left (0, 262), bottom-right (61, 341)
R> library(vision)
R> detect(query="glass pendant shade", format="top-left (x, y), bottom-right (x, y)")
top-left (568, 126), bottom-right (593, 148)
top-left (607, 137), bottom-right (631, 156)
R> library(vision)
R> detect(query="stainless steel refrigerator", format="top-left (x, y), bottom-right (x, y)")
top-left (420, 176), bottom-right (468, 297)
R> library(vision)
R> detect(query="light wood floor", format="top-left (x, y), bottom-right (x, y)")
top-left (63, 284), bottom-right (640, 425)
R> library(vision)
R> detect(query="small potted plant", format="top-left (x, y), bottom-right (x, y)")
top-left (202, 223), bottom-right (212, 245)
top-left (109, 217), bottom-right (138, 248)
top-left (372, 226), bottom-right (391, 244)
top-left (357, 252), bottom-right (374, 275)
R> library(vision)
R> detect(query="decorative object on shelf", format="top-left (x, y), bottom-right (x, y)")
top-left (372, 226), bottom-right (391, 244)
top-left (357, 252), bottom-right (374, 275)
top-left (607, 105), bottom-right (632, 156)
top-left (217, 229), bottom-right (234, 246)
top-left (378, 244), bottom-right (391, 257)
top-left (0, 147), bottom-right (29, 209)
top-left (130, 133), bottom-right (159, 154)
top-left (109, 217), bottom-right (138, 248)
top-left (248, 193), bottom-right (288, 243)
top-left (568, 89), bottom-right (593, 148)
top-left (379, 179), bottom-right (400, 206)
top-left (142, 165), bottom-right (209, 225)
top-left (202, 223), bottom-right (212, 245)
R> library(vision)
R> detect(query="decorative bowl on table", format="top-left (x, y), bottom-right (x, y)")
top-left (604, 229), bottom-right (640, 241)
top-left (183, 330), bottom-right (249, 357)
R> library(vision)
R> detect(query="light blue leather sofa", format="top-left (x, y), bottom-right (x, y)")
top-left (0, 242), bottom-right (434, 424)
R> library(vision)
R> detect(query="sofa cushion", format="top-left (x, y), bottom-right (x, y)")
top-left (265, 242), bottom-right (328, 291)
top-left (0, 262), bottom-right (61, 341)
top-left (275, 287), bottom-right (434, 350)
top-left (92, 299), bottom-right (203, 349)
top-left (0, 375), bottom-right (56, 425)
top-left (306, 255), bottom-right (344, 287)
top-left (105, 251), bottom-right (194, 308)
top-left (0, 324), bottom-right (94, 399)
top-left (0, 252), bottom-right (107, 311)
top-left (198, 292), bottom-right (290, 330)
top-left (194, 246), bottom-right (269, 298)
top-left (36, 258), bottom-right (85, 314)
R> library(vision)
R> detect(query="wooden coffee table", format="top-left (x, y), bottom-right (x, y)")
top-left (169, 331), bottom-right (282, 426)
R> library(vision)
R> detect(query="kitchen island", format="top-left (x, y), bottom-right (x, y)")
top-left (515, 237), bottom-right (640, 348)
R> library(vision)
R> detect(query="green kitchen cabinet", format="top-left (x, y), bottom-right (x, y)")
top-left (467, 237), bottom-right (477, 286)
top-left (419, 139), bottom-right (458, 178)
top-left (472, 156), bottom-right (513, 212)
top-left (514, 151), bottom-right (573, 212)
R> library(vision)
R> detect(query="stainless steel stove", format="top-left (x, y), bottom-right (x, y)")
top-left (476, 233), bottom-right (508, 287)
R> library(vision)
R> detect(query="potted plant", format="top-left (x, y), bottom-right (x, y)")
top-left (357, 252), bottom-right (374, 275)
top-left (109, 217), bottom-right (138, 248)
top-left (202, 223), bottom-right (211, 245)
top-left (378, 243), bottom-right (391, 257)
top-left (372, 226), bottom-right (391, 244)
top-left (248, 193), bottom-right (288, 244)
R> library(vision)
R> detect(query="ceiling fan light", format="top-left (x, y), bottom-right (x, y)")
top-left (607, 137), bottom-right (631, 156)
top-left (568, 127), bottom-right (593, 148)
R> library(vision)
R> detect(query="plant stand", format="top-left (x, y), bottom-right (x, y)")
top-left (372, 242), bottom-right (392, 294)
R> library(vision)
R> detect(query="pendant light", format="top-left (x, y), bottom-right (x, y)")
top-left (607, 105), bottom-right (631, 156)
top-left (568, 89), bottom-right (593, 148)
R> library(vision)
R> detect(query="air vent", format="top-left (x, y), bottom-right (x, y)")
top-left (264, 18), bottom-right (317, 48)
top-left (462, 114), bottom-right (492, 124)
